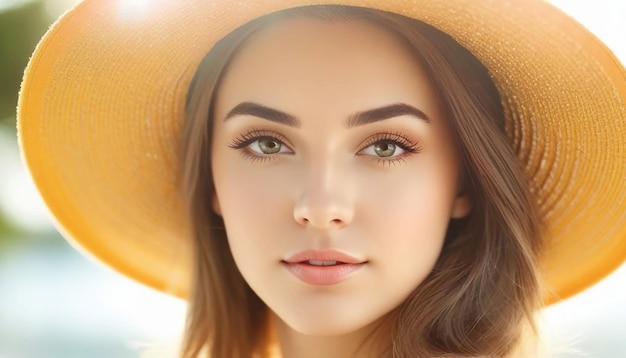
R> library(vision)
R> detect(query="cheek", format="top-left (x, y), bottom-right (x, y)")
top-left (360, 163), bottom-right (457, 274)
top-left (211, 156), bottom-right (295, 264)
top-left (213, 144), bottom-right (287, 216)
top-left (363, 164), bottom-right (457, 236)
top-left (369, 187), bottom-right (450, 258)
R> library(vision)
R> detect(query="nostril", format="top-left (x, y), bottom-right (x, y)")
top-left (295, 216), bottom-right (309, 226)
top-left (293, 201), bottom-right (353, 228)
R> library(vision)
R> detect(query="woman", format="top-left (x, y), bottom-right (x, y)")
top-left (17, 1), bottom-right (626, 357)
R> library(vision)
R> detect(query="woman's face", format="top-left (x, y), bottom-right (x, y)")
top-left (211, 17), bottom-right (470, 337)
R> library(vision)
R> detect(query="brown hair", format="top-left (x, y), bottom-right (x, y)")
top-left (180, 5), bottom-right (543, 358)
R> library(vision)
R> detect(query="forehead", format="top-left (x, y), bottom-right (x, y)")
top-left (215, 17), bottom-right (436, 115)
top-left (228, 16), bottom-right (419, 73)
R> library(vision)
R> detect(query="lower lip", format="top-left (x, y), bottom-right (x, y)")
top-left (282, 262), bottom-right (365, 285)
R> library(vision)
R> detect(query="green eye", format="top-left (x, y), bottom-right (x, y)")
top-left (373, 143), bottom-right (397, 157)
top-left (257, 137), bottom-right (282, 154)
top-left (229, 130), bottom-right (293, 159)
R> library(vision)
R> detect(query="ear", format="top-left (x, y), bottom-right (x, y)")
top-left (450, 193), bottom-right (471, 219)
top-left (212, 191), bottom-right (222, 216)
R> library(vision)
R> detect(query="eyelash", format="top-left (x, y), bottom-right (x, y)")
top-left (228, 129), bottom-right (291, 163)
top-left (228, 129), bottom-right (422, 165)
top-left (358, 131), bottom-right (422, 166)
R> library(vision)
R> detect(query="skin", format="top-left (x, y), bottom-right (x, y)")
top-left (211, 17), bottom-right (471, 357)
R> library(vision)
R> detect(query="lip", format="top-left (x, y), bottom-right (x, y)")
top-left (283, 249), bottom-right (366, 264)
top-left (282, 250), bottom-right (367, 286)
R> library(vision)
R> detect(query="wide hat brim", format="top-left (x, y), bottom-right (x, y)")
top-left (18, 0), bottom-right (626, 304)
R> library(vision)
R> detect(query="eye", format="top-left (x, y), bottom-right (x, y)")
top-left (251, 137), bottom-right (288, 155)
top-left (362, 142), bottom-right (405, 158)
top-left (228, 129), bottom-right (293, 159)
top-left (358, 132), bottom-right (421, 162)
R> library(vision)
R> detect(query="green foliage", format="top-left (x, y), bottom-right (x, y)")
top-left (0, 207), bottom-right (19, 247)
top-left (0, 1), bottom-right (50, 125)
top-left (0, 2), bottom-right (53, 243)
top-left (0, 121), bottom-right (20, 245)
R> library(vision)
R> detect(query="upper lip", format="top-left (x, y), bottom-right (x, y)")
top-left (282, 250), bottom-right (367, 264)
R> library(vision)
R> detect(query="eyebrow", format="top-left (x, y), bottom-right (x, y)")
top-left (224, 102), bottom-right (300, 128)
top-left (346, 103), bottom-right (430, 128)
top-left (223, 101), bottom-right (430, 128)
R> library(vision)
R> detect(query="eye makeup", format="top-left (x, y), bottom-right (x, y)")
top-left (227, 127), bottom-right (423, 165)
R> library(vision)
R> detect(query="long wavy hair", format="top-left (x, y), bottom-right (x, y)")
top-left (180, 5), bottom-right (543, 358)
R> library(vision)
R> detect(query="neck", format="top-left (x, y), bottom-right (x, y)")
top-left (271, 313), bottom-right (393, 358)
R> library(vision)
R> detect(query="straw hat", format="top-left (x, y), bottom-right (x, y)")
top-left (17, 0), bottom-right (626, 304)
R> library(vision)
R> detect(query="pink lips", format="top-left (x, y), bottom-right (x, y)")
top-left (282, 250), bottom-right (367, 286)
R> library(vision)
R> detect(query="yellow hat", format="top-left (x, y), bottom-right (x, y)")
top-left (17, 0), bottom-right (626, 303)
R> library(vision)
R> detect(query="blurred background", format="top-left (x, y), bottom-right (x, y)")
top-left (0, 0), bottom-right (624, 357)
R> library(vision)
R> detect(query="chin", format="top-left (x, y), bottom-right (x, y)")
top-left (292, 320), bottom-right (363, 336)
top-left (275, 304), bottom-right (384, 337)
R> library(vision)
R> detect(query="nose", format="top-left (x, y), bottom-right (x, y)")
top-left (293, 160), bottom-right (354, 229)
